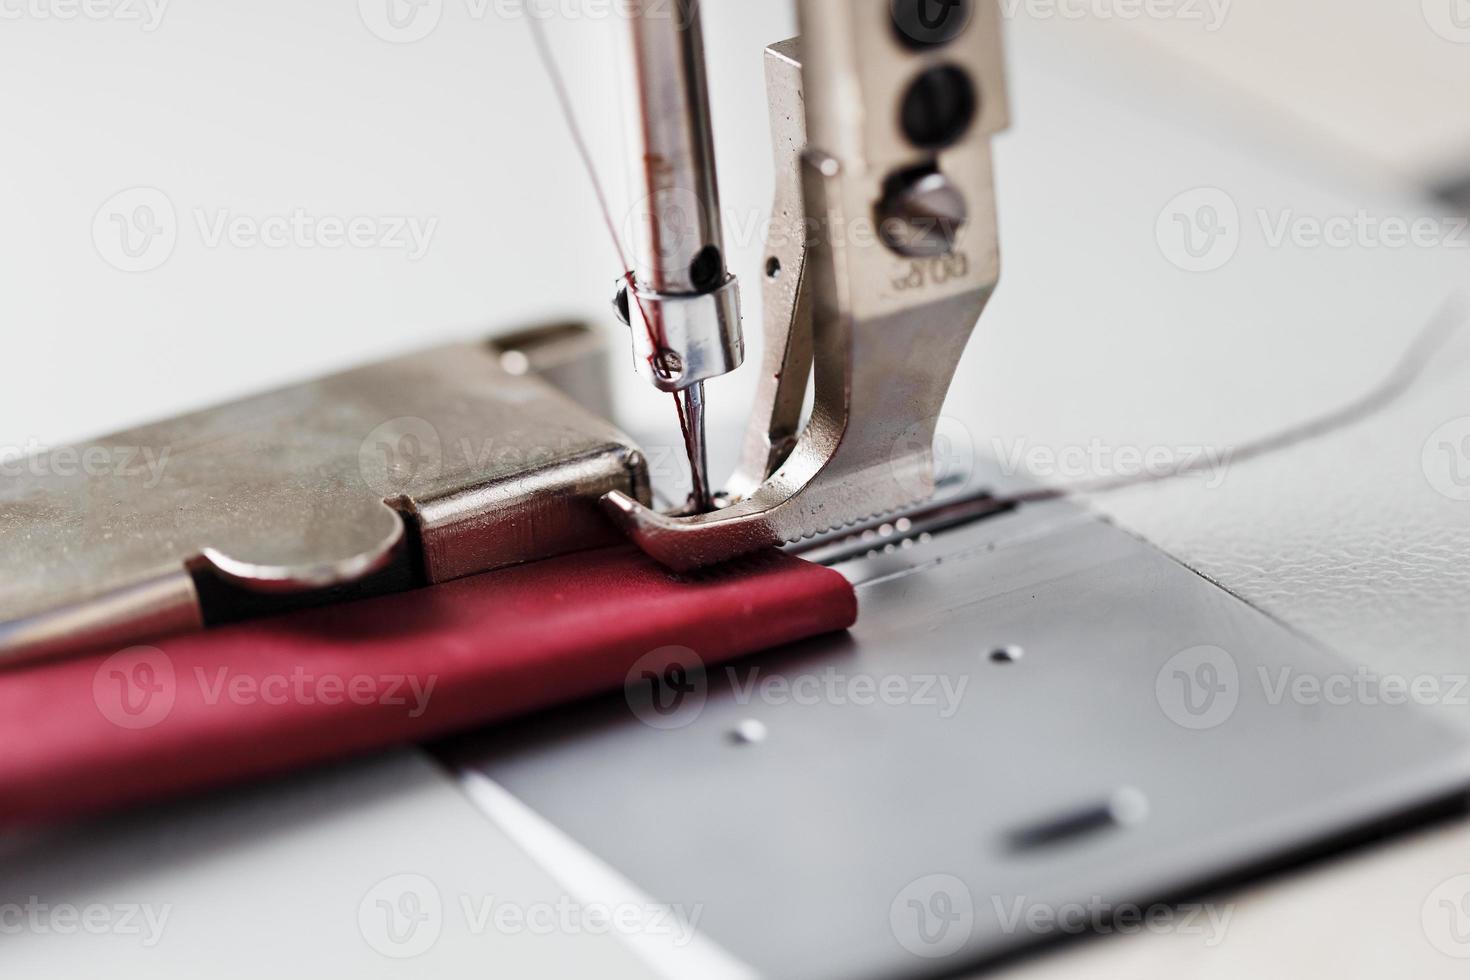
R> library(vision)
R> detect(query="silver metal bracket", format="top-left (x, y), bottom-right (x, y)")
top-left (623, 276), bottom-right (744, 392)
top-left (460, 464), bottom-right (1470, 978)
top-left (0, 324), bottom-right (650, 667)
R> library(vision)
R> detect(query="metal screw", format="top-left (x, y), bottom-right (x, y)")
top-left (657, 350), bottom-right (685, 378)
top-left (613, 282), bottom-right (632, 326)
top-left (877, 166), bottom-right (968, 258)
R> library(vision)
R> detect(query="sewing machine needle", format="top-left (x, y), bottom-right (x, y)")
top-left (679, 382), bottom-right (713, 513)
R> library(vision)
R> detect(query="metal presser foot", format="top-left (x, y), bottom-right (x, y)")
top-left (605, 0), bottom-right (1010, 571)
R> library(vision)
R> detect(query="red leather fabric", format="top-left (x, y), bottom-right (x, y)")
top-left (0, 547), bottom-right (856, 830)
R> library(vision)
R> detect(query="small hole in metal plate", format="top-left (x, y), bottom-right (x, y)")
top-left (990, 646), bottom-right (1023, 664)
top-left (729, 719), bottom-right (768, 745)
top-left (1007, 789), bottom-right (1150, 852)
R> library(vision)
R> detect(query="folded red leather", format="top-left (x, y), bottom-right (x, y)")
top-left (0, 547), bottom-right (856, 830)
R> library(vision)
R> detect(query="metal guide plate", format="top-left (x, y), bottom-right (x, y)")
top-left (454, 474), bottom-right (1470, 980)
top-left (0, 328), bottom-right (648, 665)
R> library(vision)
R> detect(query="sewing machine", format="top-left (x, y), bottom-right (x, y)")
top-left (4, 2), bottom-right (1470, 977)
top-left (0, 0), bottom-right (1012, 656)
